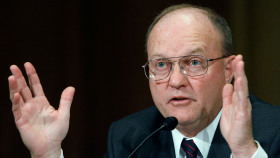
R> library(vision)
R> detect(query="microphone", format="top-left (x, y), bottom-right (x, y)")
top-left (127, 117), bottom-right (178, 158)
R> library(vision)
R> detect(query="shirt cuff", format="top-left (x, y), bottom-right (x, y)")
top-left (60, 149), bottom-right (64, 158)
top-left (230, 141), bottom-right (267, 158)
top-left (251, 141), bottom-right (267, 158)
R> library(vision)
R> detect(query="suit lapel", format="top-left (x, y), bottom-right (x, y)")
top-left (207, 124), bottom-right (231, 158)
top-left (137, 130), bottom-right (176, 158)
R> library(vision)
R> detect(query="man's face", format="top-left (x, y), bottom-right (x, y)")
top-left (147, 9), bottom-right (233, 135)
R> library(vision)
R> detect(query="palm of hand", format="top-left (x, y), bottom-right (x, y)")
top-left (9, 62), bottom-right (74, 157)
top-left (220, 86), bottom-right (253, 149)
top-left (16, 96), bottom-right (69, 155)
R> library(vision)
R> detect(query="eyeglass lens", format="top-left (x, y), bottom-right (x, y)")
top-left (144, 55), bottom-right (208, 81)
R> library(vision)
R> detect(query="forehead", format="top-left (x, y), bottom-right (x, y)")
top-left (147, 8), bottom-right (222, 59)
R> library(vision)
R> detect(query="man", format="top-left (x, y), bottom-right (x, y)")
top-left (104, 4), bottom-right (280, 158)
top-left (8, 3), bottom-right (280, 158)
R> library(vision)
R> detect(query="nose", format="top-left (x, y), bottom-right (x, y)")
top-left (168, 62), bottom-right (189, 89)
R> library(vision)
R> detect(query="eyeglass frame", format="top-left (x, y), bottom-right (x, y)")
top-left (142, 54), bottom-right (229, 81)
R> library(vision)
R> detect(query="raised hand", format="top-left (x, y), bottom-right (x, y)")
top-left (8, 62), bottom-right (75, 158)
top-left (220, 55), bottom-right (257, 158)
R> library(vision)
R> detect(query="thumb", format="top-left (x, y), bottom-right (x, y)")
top-left (58, 86), bottom-right (75, 117)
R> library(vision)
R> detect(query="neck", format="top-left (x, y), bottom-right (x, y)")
top-left (176, 111), bottom-right (220, 137)
top-left (176, 123), bottom-right (207, 137)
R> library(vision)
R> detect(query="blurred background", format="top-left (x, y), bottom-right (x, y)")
top-left (1, 0), bottom-right (280, 157)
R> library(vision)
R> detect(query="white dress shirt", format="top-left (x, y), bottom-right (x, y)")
top-left (171, 110), bottom-right (267, 158)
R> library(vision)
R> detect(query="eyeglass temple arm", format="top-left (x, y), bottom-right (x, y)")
top-left (208, 55), bottom-right (229, 62)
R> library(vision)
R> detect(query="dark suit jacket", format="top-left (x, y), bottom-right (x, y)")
top-left (104, 94), bottom-right (280, 158)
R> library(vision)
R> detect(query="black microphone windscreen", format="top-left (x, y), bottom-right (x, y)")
top-left (162, 117), bottom-right (178, 130)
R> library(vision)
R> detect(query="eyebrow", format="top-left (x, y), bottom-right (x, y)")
top-left (150, 47), bottom-right (205, 60)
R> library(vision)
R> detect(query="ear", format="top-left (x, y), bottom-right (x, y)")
top-left (224, 55), bottom-right (235, 84)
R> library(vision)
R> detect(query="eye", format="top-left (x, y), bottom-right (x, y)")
top-left (153, 60), bottom-right (170, 71)
top-left (157, 62), bottom-right (166, 68)
top-left (181, 56), bottom-right (205, 68)
top-left (190, 59), bottom-right (201, 66)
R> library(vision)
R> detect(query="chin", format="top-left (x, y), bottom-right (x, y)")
top-left (171, 110), bottom-right (200, 126)
top-left (157, 103), bottom-right (200, 123)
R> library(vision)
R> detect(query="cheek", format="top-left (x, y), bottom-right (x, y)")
top-left (149, 81), bottom-right (166, 103)
top-left (149, 81), bottom-right (169, 115)
top-left (196, 67), bottom-right (226, 110)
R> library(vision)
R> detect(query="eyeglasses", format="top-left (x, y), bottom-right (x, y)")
top-left (142, 55), bottom-right (228, 81)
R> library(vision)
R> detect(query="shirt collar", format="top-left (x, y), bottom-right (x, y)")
top-left (171, 110), bottom-right (222, 158)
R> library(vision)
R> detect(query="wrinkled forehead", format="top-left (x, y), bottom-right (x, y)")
top-left (147, 8), bottom-right (222, 58)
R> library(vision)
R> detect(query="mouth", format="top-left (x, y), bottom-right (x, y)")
top-left (169, 96), bottom-right (194, 105)
top-left (172, 97), bottom-right (187, 101)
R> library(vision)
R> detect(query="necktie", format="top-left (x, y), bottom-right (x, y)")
top-left (181, 139), bottom-right (199, 158)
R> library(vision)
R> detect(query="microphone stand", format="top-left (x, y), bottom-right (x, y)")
top-left (127, 117), bottom-right (178, 158)
top-left (127, 125), bottom-right (165, 158)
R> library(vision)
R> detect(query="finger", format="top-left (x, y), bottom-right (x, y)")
top-left (12, 93), bottom-right (24, 123)
top-left (222, 83), bottom-right (234, 107)
top-left (232, 55), bottom-right (242, 79)
top-left (10, 65), bottom-right (33, 101)
top-left (24, 62), bottom-right (45, 97)
top-left (233, 55), bottom-right (249, 101)
top-left (235, 77), bottom-right (250, 110)
top-left (58, 87), bottom-right (75, 118)
top-left (8, 75), bottom-right (18, 101)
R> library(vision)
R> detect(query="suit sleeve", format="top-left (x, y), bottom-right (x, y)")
top-left (103, 123), bottom-right (115, 158)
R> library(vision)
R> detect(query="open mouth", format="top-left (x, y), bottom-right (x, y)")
top-left (172, 98), bottom-right (187, 101)
top-left (169, 96), bottom-right (194, 105)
